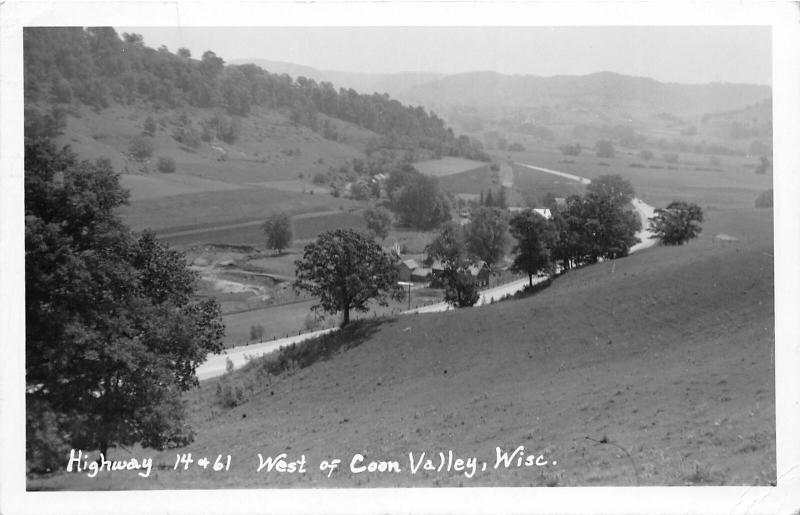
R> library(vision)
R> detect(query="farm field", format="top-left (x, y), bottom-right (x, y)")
top-left (120, 187), bottom-right (356, 233)
top-left (120, 173), bottom-right (244, 201)
top-left (32, 205), bottom-right (774, 490)
top-left (437, 164), bottom-right (498, 195)
top-left (414, 157), bottom-right (490, 177)
top-left (503, 144), bottom-right (771, 209)
top-left (161, 209), bottom-right (366, 248)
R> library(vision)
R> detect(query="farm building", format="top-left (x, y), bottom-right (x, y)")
top-left (508, 206), bottom-right (552, 219)
top-left (428, 260), bottom-right (490, 287)
top-left (468, 261), bottom-right (491, 287)
top-left (411, 267), bottom-right (432, 282)
top-left (396, 259), bottom-right (421, 282)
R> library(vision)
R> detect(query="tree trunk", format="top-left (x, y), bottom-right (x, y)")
top-left (529, 273), bottom-right (533, 286)
top-left (342, 308), bottom-right (350, 327)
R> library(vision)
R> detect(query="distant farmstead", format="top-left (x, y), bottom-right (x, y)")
top-left (508, 206), bottom-right (552, 220)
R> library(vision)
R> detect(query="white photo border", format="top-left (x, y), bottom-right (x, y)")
top-left (1, 1), bottom-right (799, 514)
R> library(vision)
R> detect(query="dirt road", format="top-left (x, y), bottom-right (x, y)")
top-left (196, 327), bottom-right (338, 380)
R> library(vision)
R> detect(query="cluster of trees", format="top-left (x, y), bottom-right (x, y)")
top-left (363, 206), bottom-right (393, 240)
top-left (422, 175), bottom-right (645, 307)
top-left (26, 139), bottom-right (224, 472)
top-left (24, 27), bottom-right (487, 161)
top-left (291, 176), bottom-right (705, 321)
top-left (479, 188), bottom-right (508, 209)
top-left (595, 140), bottom-right (616, 158)
top-left (550, 176), bottom-right (641, 268)
top-left (385, 165), bottom-right (452, 230)
top-left (570, 121), bottom-right (760, 157)
top-left (648, 202), bottom-right (704, 245)
top-left (559, 142), bottom-right (582, 156)
top-left (424, 222), bottom-right (483, 307)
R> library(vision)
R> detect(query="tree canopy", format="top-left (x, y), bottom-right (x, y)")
top-left (392, 173), bottom-right (452, 230)
top-left (363, 205), bottom-right (393, 240)
top-left (425, 222), bottom-right (481, 308)
top-left (25, 140), bottom-right (224, 472)
top-left (23, 27), bottom-right (488, 162)
top-left (509, 209), bottom-right (558, 285)
top-left (294, 229), bottom-right (404, 326)
top-left (550, 175), bottom-right (641, 269)
top-left (262, 212), bottom-right (293, 254)
top-left (465, 206), bottom-right (509, 268)
top-left (648, 201), bottom-right (704, 245)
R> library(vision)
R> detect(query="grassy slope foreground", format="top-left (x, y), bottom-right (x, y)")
top-left (32, 207), bottom-right (774, 489)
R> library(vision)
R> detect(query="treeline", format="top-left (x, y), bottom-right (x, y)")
top-left (570, 123), bottom-right (757, 157)
top-left (422, 175), bottom-right (644, 306)
top-left (23, 27), bottom-right (488, 161)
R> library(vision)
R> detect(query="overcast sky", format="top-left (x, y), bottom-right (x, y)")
top-left (116, 26), bottom-right (772, 86)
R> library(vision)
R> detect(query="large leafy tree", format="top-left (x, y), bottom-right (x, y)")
top-left (586, 174), bottom-right (635, 207)
top-left (294, 229), bottom-right (404, 326)
top-left (262, 212), bottom-right (293, 254)
top-left (393, 174), bottom-right (452, 230)
top-left (582, 174), bottom-right (641, 260)
top-left (425, 222), bottom-right (480, 308)
top-left (648, 201), bottom-right (704, 245)
top-left (550, 176), bottom-right (641, 269)
top-left (509, 209), bottom-right (558, 285)
top-left (465, 206), bottom-right (509, 268)
top-left (363, 205), bottom-right (393, 241)
top-left (25, 140), bottom-right (224, 471)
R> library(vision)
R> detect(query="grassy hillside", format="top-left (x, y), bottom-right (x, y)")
top-left (31, 206), bottom-right (773, 490)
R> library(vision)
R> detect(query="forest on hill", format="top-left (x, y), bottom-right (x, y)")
top-left (23, 27), bottom-right (488, 162)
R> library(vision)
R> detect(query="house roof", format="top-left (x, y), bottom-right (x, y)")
top-left (400, 259), bottom-right (420, 270)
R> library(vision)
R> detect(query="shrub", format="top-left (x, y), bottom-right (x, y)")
top-left (157, 156), bottom-right (176, 173)
top-left (639, 149), bottom-right (654, 161)
top-left (754, 189), bottom-right (773, 208)
top-left (663, 153), bottom-right (680, 164)
top-left (249, 324), bottom-right (264, 341)
top-left (508, 142), bottom-right (526, 152)
top-left (129, 135), bottom-right (154, 161)
top-left (443, 271), bottom-right (481, 308)
top-left (595, 140), bottom-right (615, 158)
top-left (559, 143), bottom-right (582, 156)
top-left (143, 115), bottom-right (157, 136)
top-left (312, 172), bottom-right (327, 185)
top-left (172, 126), bottom-right (201, 149)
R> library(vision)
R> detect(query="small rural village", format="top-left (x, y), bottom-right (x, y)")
top-left (21, 26), bottom-right (775, 491)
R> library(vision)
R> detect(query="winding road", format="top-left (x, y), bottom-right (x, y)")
top-left (196, 162), bottom-right (658, 380)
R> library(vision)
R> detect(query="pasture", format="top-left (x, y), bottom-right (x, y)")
top-left (504, 143), bottom-right (771, 209)
top-left (414, 157), bottom-right (490, 177)
top-left (120, 187), bottom-right (355, 233)
top-left (437, 164), bottom-right (498, 195)
top-left (120, 173), bottom-right (243, 201)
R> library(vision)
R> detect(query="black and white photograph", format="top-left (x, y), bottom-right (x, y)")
top-left (2, 1), bottom-right (800, 514)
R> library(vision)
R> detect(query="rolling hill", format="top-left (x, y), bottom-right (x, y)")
top-left (32, 206), bottom-right (774, 490)
top-left (403, 71), bottom-right (771, 116)
top-left (231, 58), bottom-right (444, 99)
